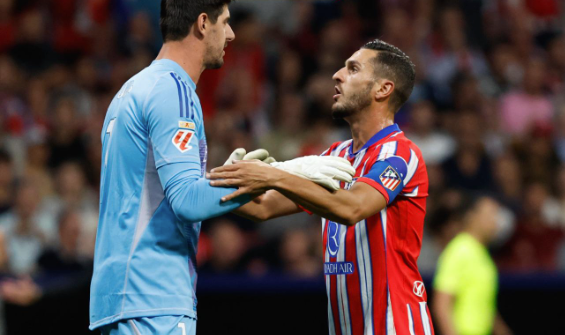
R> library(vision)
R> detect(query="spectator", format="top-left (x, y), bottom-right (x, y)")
top-left (199, 220), bottom-right (248, 274)
top-left (499, 58), bottom-right (554, 137)
top-left (441, 112), bottom-right (494, 191)
top-left (497, 183), bottom-right (564, 271)
top-left (0, 150), bottom-right (14, 215)
top-left (0, 181), bottom-right (54, 276)
top-left (405, 100), bottom-right (455, 165)
top-left (47, 97), bottom-right (88, 169)
top-left (278, 228), bottom-right (320, 278)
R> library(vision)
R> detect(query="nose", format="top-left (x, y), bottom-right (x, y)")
top-left (332, 67), bottom-right (345, 83)
top-left (226, 24), bottom-right (235, 42)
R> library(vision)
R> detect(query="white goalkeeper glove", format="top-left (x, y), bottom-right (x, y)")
top-left (270, 156), bottom-right (355, 191)
top-left (224, 148), bottom-right (277, 165)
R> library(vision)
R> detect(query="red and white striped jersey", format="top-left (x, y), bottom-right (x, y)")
top-left (320, 124), bottom-right (434, 335)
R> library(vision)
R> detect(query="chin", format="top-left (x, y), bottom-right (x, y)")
top-left (205, 58), bottom-right (224, 70)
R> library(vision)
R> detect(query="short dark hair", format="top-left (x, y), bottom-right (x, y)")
top-left (361, 39), bottom-right (416, 113)
top-left (160, 0), bottom-right (232, 42)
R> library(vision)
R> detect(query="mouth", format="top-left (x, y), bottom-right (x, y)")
top-left (333, 86), bottom-right (342, 101)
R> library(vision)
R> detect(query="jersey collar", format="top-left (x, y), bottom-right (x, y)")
top-left (348, 123), bottom-right (401, 156)
top-left (152, 59), bottom-right (197, 90)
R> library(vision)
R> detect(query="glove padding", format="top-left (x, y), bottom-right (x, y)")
top-left (224, 148), bottom-right (276, 165)
top-left (271, 156), bottom-right (356, 191)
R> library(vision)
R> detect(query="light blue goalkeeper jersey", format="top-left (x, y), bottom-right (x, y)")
top-left (90, 59), bottom-right (249, 330)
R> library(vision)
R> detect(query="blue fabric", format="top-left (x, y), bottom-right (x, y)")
top-left (90, 59), bottom-right (248, 329)
top-left (363, 156), bottom-right (408, 203)
top-left (348, 123), bottom-right (401, 156)
top-left (100, 315), bottom-right (197, 335)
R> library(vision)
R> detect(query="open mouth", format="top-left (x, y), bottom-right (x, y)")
top-left (333, 86), bottom-right (342, 101)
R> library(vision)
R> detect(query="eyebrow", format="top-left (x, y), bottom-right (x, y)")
top-left (345, 60), bottom-right (361, 67)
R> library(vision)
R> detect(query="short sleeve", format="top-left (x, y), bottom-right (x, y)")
top-left (145, 74), bottom-right (201, 172)
top-left (433, 245), bottom-right (464, 295)
top-left (356, 155), bottom-right (408, 204)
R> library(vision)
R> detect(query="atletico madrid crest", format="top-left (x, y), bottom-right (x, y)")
top-left (172, 129), bottom-right (194, 153)
top-left (379, 166), bottom-right (401, 191)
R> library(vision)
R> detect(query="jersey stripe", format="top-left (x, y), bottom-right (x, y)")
top-left (181, 81), bottom-right (190, 119)
top-left (378, 142), bottom-right (397, 160)
top-left (419, 302), bottom-right (432, 335)
top-left (404, 149), bottom-right (419, 186)
top-left (407, 304), bottom-right (416, 335)
top-left (380, 207), bottom-right (394, 335)
top-left (333, 140), bottom-right (353, 156)
top-left (387, 289), bottom-right (396, 334)
top-left (186, 82), bottom-right (196, 120)
top-left (323, 218), bottom-right (338, 335)
top-left (339, 230), bottom-right (352, 335)
top-left (403, 186), bottom-right (419, 197)
top-left (170, 73), bottom-right (185, 118)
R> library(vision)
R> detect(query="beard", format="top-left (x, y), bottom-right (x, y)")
top-left (204, 39), bottom-right (226, 70)
top-left (204, 54), bottom-right (224, 70)
top-left (331, 84), bottom-right (373, 119)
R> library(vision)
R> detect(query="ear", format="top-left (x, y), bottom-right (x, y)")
top-left (375, 79), bottom-right (394, 102)
top-left (194, 13), bottom-right (209, 38)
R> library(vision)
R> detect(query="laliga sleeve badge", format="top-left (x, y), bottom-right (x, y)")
top-left (172, 129), bottom-right (194, 153)
top-left (379, 166), bottom-right (401, 191)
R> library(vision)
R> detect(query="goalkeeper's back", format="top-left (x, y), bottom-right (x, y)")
top-left (89, 59), bottom-right (205, 330)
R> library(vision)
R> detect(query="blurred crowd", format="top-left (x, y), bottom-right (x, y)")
top-left (0, 0), bottom-right (565, 312)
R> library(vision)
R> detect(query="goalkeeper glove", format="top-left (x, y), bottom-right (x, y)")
top-left (270, 156), bottom-right (355, 191)
top-left (224, 148), bottom-right (276, 165)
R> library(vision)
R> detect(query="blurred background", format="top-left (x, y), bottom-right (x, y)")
top-left (0, 0), bottom-right (564, 334)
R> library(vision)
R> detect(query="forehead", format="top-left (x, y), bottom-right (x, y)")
top-left (347, 49), bottom-right (378, 65)
top-left (218, 5), bottom-right (230, 18)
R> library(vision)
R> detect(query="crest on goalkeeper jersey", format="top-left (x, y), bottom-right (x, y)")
top-left (380, 166), bottom-right (401, 191)
top-left (172, 129), bottom-right (194, 153)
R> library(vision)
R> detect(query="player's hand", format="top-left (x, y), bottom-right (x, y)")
top-left (210, 160), bottom-right (281, 201)
top-left (270, 156), bottom-right (355, 191)
top-left (224, 148), bottom-right (276, 165)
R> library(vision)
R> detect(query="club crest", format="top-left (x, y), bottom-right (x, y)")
top-left (379, 166), bottom-right (401, 191)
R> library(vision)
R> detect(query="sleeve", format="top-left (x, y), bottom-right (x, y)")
top-left (145, 75), bottom-right (250, 223)
top-left (356, 155), bottom-right (408, 204)
top-left (433, 245), bottom-right (464, 295)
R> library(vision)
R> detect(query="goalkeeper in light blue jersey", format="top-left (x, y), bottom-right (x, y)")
top-left (90, 1), bottom-right (356, 334)
top-left (90, 1), bottom-right (241, 334)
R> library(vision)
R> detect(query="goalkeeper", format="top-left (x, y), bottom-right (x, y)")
top-left (89, 0), bottom-right (354, 334)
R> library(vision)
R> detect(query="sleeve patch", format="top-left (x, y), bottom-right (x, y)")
top-left (178, 121), bottom-right (195, 129)
top-left (172, 129), bottom-right (195, 153)
top-left (379, 166), bottom-right (402, 191)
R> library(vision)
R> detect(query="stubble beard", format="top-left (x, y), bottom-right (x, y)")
top-left (204, 39), bottom-right (226, 70)
top-left (331, 84), bottom-right (373, 120)
top-left (204, 51), bottom-right (224, 70)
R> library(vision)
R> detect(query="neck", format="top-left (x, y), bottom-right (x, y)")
top-left (465, 228), bottom-right (487, 245)
top-left (346, 106), bottom-right (395, 152)
top-left (156, 38), bottom-right (205, 85)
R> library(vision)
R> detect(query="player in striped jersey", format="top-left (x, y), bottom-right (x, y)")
top-left (209, 39), bottom-right (434, 335)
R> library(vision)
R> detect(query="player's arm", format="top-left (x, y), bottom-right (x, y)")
top-left (209, 157), bottom-right (407, 225)
top-left (433, 244), bottom-right (464, 335)
top-left (431, 291), bottom-right (459, 335)
top-left (493, 312), bottom-right (513, 335)
top-left (145, 75), bottom-right (253, 223)
top-left (232, 190), bottom-right (302, 222)
top-left (222, 151), bottom-right (357, 222)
